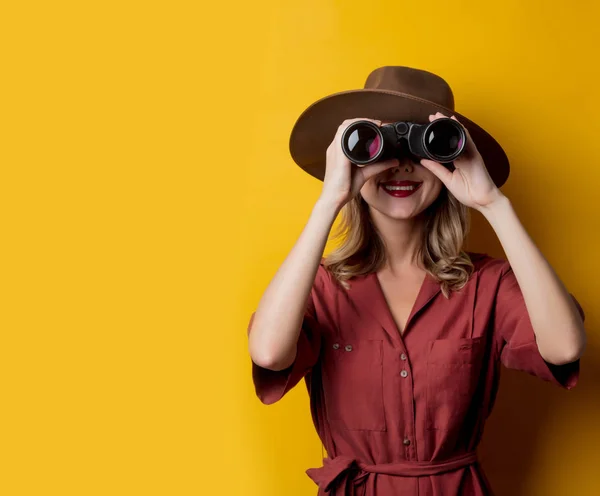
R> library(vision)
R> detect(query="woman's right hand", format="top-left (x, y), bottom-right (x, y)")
top-left (319, 118), bottom-right (400, 210)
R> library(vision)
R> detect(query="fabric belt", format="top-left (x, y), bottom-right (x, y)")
top-left (306, 451), bottom-right (478, 494)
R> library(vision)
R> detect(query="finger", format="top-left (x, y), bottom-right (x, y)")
top-left (361, 159), bottom-right (399, 180)
top-left (332, 120), bottom-right (356, 145)
top-left (420, 158), bottom-right (453, 186)
top-left (450, 115), bottom-right (473, 144)
top-left (335, 117), bottom-right (381, 139)
top-left (449, 115), bottom-right (480, 156)
top-left (429, 112), bottom-right (448, 122)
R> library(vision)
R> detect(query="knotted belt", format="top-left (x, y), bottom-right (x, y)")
top-left (306, 451), bottom-right (478, 494)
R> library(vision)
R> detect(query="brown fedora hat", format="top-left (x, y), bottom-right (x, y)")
top-left (289, 66), bottom-right (509, 188)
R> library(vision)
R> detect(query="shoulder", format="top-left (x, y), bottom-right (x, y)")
top-left (314, 257), bottom-right (337, 291)
top-left (466, 251), bottom-right (511, 279)
top-left (316, 257), bottom-right (345, 283)
top-left (314, 257), bottom-right (350, 295)
top-left (465, 252), bottom-right (516, 304)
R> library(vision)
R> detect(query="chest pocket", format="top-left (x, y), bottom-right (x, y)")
top-left (321, 338), bottom-right (387, 432)
top-left (425, 337), bottom-right (485, 431)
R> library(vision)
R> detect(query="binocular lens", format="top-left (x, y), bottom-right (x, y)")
top-left (341, 118), bottom-right (465, 165)
top-left (342, 123), bottom-right (382, 163)
top-left (424, 120), bottom-right (464, 159)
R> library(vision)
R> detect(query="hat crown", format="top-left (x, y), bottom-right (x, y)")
top-left (364, 66), bottom-right (455, 110)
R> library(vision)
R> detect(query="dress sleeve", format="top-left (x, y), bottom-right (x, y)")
top-left (247, 274), bottom-right (322, 405)
top-left (494, 263), bottom-right (584, 389)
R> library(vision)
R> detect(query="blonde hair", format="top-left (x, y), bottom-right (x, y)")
top-left (323, 188), bottom-right (474, 298)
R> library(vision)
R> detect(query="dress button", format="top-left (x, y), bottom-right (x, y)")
top-left (403, 438), bottom-right (411, 446)
top-left (400, 353), bottom-right (407, 360)
top-left (400, 370), bottom-right (408, 378)
top-left (332, 343), bottom-right (340, 350)
top-left (345, 344), bottom-right (353, 352)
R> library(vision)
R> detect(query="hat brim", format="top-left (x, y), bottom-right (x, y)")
top-left (289, 89), bottom-right (509, 188)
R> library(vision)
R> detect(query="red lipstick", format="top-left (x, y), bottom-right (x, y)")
top-left (380, 180), bottom-right (423, 198)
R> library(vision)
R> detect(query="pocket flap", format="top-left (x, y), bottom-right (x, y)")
top-left (428, 337), bottom-right (483, 365)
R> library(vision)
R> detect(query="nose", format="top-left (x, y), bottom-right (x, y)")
top-left (391, 157), bottom-right (414, 174)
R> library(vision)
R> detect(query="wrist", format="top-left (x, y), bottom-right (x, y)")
top-left (315, 195), bottom-right (345, 217)
top-left (478, 192), bottom-right (512, 224)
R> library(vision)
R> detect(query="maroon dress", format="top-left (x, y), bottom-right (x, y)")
top-left (247, 253), bottom-right (582, 495)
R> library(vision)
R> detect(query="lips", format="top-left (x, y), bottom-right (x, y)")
top-left (380, 180), bottom-right (423, 198)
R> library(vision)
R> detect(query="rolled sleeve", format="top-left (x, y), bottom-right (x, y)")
top-left (247, 285), bottom-right (322, 405)
top-left (494, 263), bottom-right (583, 389)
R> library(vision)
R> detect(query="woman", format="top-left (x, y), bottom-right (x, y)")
top-left (246, 66), bottom-right (586, 496)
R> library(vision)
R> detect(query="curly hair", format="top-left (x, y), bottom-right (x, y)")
top-left (323, 188), bottom-right (474, 298)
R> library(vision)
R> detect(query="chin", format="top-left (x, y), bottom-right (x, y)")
top-left (362, 188), bottom-right (440, 220)
top-left (372, 203), bottom-right (424, 220)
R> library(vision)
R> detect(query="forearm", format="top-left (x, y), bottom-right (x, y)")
top-left (479, 194), bottom-right (586, 364)
top-left (248, 198), bottom-right (340, 370)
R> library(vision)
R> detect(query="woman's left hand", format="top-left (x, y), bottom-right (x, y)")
top-left (419, 112), bottom-right (504, 210)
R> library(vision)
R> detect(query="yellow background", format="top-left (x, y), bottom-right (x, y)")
top-left (2, 1), bottom-right (599, 495)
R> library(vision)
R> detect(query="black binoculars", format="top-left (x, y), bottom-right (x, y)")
top-left (341, 117), bottom-right (466, 166)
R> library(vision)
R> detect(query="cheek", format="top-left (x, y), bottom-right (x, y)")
top-left (360, 179), bottom-right (378, 200)
top-left (422, 180), bottom-right (443, 207)
top-left (421, 167), bottom-right (443, 194)
top-left (427, 179), bottom-right (444, 206)
top-left (431, 179), bottom-right (443, 198)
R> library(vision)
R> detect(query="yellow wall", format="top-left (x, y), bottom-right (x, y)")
top-left (2, 1), bottom-right (599, 495)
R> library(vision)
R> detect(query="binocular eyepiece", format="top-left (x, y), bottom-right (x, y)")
top-left (341, 117), bottom-right (466, 166)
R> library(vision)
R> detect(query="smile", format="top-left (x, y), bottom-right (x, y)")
top-left (380, 181), bottom-right (423, 198)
